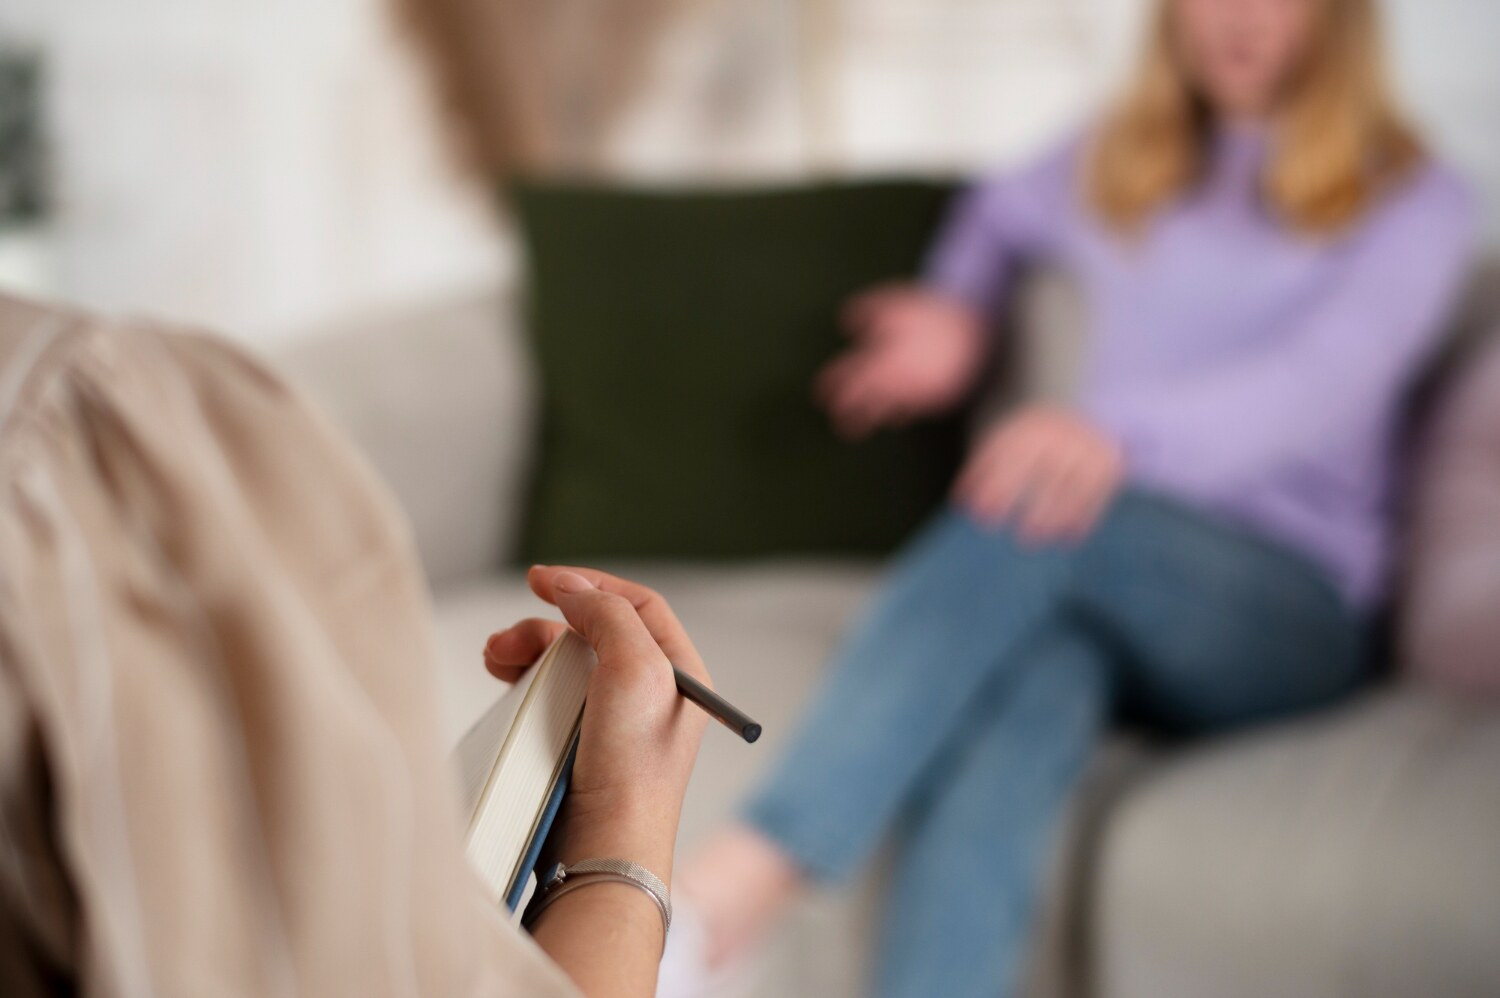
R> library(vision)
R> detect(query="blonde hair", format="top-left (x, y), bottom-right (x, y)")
top-left (1088, 0), bottom-right (1424, 234)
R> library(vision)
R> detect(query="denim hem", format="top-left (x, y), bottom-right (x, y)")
top-left (738, 799), bottom-right (859, 885)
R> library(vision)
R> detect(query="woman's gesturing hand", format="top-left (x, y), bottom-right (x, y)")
top-left (483, 566), bottom-right (710, 879)
top-left (817, 283), bottom-right (986, 438)
top-left (955, 405), bottom-right (1125, 544)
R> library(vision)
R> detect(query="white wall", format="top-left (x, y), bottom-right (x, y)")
top-left (1, 0), bottom-right (1497, 343)
top-left (613, 0), bottom-right (1500, 194)
top-left (1386, 0), bottom-right (1500, 226)
top-left (817, 0), bottom-right (1144, 171)
top-left (0, 0), bottom-right (507, 343)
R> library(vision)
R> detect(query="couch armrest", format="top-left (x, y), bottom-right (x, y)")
top-left (273, 288), bottom-right (535, 588)
top-left (1403, 331), bottom-right (1500, 697)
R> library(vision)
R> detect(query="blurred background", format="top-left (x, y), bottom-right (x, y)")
top-left (0, 0), bottom-right (1496, 341)
top-left (3, 5), bottom-right (1499, 998)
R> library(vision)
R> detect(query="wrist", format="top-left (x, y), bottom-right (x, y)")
top-left (552, 796), bottom-right (678, 882)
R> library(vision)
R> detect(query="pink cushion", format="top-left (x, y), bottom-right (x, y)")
top-left (1403, 334), bottom-right (1500, 696)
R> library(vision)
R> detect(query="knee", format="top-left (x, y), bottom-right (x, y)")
top-left (878, 507), bottom-right (1066, 606)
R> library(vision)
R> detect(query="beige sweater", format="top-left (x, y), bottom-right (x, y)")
top-left (0, 296), bottom-right (578, 997)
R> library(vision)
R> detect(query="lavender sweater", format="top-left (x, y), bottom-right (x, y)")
top-left (926, 128), bottom-right (1478, 606)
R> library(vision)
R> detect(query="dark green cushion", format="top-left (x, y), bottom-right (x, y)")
top-left (511, 179), bottom-right (967, 563)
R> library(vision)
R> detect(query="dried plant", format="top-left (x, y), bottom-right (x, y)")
top-left (392, 0), bottom-right (685, 176)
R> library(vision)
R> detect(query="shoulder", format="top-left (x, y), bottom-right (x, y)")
top-left (1017, 128), bottom-right (1091, 185)
top-left (1328, 158), bottom-right (1481, 312)
top-left (1362, 158), bottom-right (1478, 244)
top-left (961, 127), bottom-right (1089, 220)
top-left (978, 128), bottom-right (1087, 189)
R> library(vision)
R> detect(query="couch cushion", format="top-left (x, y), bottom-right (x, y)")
top-left (275, 291), bottom-right (533, 586)
top-left (1095, 688), bottom-right (1500, 998)
top-left (509, 180), bottom-right (966, 564)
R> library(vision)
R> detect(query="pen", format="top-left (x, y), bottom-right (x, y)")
top-left (672, 666), bottom-right (762, 743)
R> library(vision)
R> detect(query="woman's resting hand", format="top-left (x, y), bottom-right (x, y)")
top-left (955, 404), bottom-right (1125, 544)
top-left (817, 283), bottom-right (986, 438)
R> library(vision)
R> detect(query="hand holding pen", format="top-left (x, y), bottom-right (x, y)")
top-left (485, 566), bottom-right (762, 743)
top-left (485, 565), bottom-right (757, 989)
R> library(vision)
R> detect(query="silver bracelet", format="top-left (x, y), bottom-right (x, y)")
top-left (523, 858), bottom-right (672, 942)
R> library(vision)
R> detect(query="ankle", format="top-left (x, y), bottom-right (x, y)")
top-left (677, 827), bottom-right (804, 965)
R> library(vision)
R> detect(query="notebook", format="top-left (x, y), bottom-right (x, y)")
top-left (455, 629), bottom-right (597, 911)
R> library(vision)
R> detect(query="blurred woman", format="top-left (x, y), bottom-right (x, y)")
top-left (666, 1), bottom-right (1477, 996)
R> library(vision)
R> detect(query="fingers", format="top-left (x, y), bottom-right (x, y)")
top-left (528, 566), bottom-right (711, 686)
top-left (484, 618), bottom-right (567, 682)
top-left (840, 283), bottom-right (906, 336)
top-left (1017, 434), bottom-right (1124, 542)
top-left (1059, 446), bottom-right (1124, 540)
top-left (824, 284), bottom-right (979, 439)
top-left (956, 426), bottom-right (1040, 527)
top-left (1060, 477), bottom-right (1113, 542)
top-left (542, 573), bottom-right (671, 686)
top-left (818, 352), bottom-right (899, 439)
top-left (955, 409), bottom-right (1123, 543)
top-left (814, 353), bottom-right (869, 437)
top-left (1017, 451), bottom-right (1091, 542)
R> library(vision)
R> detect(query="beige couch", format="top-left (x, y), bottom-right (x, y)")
top-left (276, 280), bottom-right (1500, 998)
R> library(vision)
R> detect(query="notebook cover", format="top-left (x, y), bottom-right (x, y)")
top-left (506, 738), bottom-right (578, 913)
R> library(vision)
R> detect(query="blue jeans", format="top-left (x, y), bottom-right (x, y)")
top-left (743, 490), bottom-right (1365, 998)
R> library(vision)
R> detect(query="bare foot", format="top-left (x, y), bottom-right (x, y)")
top-left (677, 825), bottom-right (805, 967)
